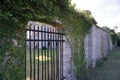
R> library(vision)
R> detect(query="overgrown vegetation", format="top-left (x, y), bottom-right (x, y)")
top-left (0, 0), bottom-right (96, 80)
top-left (117, 33), bottom-right (120, 47)
top-left (110, 29), bottom-right (119, 45)
top-left (102, 26), bottom-right (119, 45)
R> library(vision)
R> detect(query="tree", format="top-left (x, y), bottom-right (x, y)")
top-left (102, 26), bottom-right (110, 31)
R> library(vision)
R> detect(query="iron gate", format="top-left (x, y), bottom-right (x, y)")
top-left (25, 23), bottom-right (65, 80)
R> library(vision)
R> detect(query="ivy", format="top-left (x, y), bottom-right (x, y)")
top-left (0, 0), bottom-right (96, 80)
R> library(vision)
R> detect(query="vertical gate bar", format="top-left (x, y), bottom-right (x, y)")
top-left (57, 29), bottom-right (59, 80)
top-left (57, 29), bottom-right (60, 80)
top-left (47, 27), bottom-right (50, 80)
top-left (55, 30), bottom-right (59, 80)
top-left (59, 30), bottom-right (61, 80)
top-left (53, 28), bottom-right (55, 80)
top-left (41, 26), bottom-right (44, 80)
top-left (60, 30), bottom-right (62, 80)
top-left (45, 26), bottom-right (47, 80)
top-left (44, 27), bottom-right (46, 80)
top-left (25, 29), bottom-right (27, 80)
top-left (62, 31), bottom-right (64, 79)
top-left (55, 29), bottom-right (57, 80)
top-left (50, 28), bottom-right (53, 80)
top-left (60, 29), bottom-right (62, 80)
top-left (61, 30), bottom-right (63, 79)
top-left (52, 29), bottom-right (56, 80)
top-left (37, 25), bottom-right (39, 80)
top-left (33, 25), bottom-right (36, 80)
top-left (60, 30), bottom-right (63, 79)
top-left (29, 26), bottom-right (32, 80)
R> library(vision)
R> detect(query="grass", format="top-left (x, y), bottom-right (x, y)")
top-left (88, 47), bottom-right (120, 80)
top-left (26, 48), bottom-right (58, 80)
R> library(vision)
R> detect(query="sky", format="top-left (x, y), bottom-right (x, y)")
top-left (71, 0), bottom-right (120, 32)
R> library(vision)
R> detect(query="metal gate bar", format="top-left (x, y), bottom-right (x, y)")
top-left (26, 24), bottom-right (65, 80)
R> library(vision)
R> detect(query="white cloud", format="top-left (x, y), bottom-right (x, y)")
top-left (71, 0), bottom-right (105, 10)
top-left (71, 0), bottom-right (120, 30)
top-left (111, 14), bottom-right (120, 22)
top-left (117, 14), bottom-right (120, 19)
top-left (105, 6), bottom-right (119, 11)
top-left (115, 27), bottom-right (120, 32)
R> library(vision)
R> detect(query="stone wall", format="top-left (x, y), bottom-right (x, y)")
top-left (63, 36), bottom-right (76, 80)
top-left (85, 25), bottom-right (113, 68)
top-left (51, 24), bottom-right (113, 79)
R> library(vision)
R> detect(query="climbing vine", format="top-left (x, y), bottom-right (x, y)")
top-left (0, 0), bottom-right (96, 80)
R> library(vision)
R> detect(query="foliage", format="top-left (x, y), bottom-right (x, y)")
top-left (0, 0), bottom-right (97, 80)
top-left (109, 29), bottom-right (119, 45)
top-left (102, 26), bottom-right (119, 45)
top-left (117, 32), bottom-right (120, 38)
top-left (117, 33), bottom-right (120, 47)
